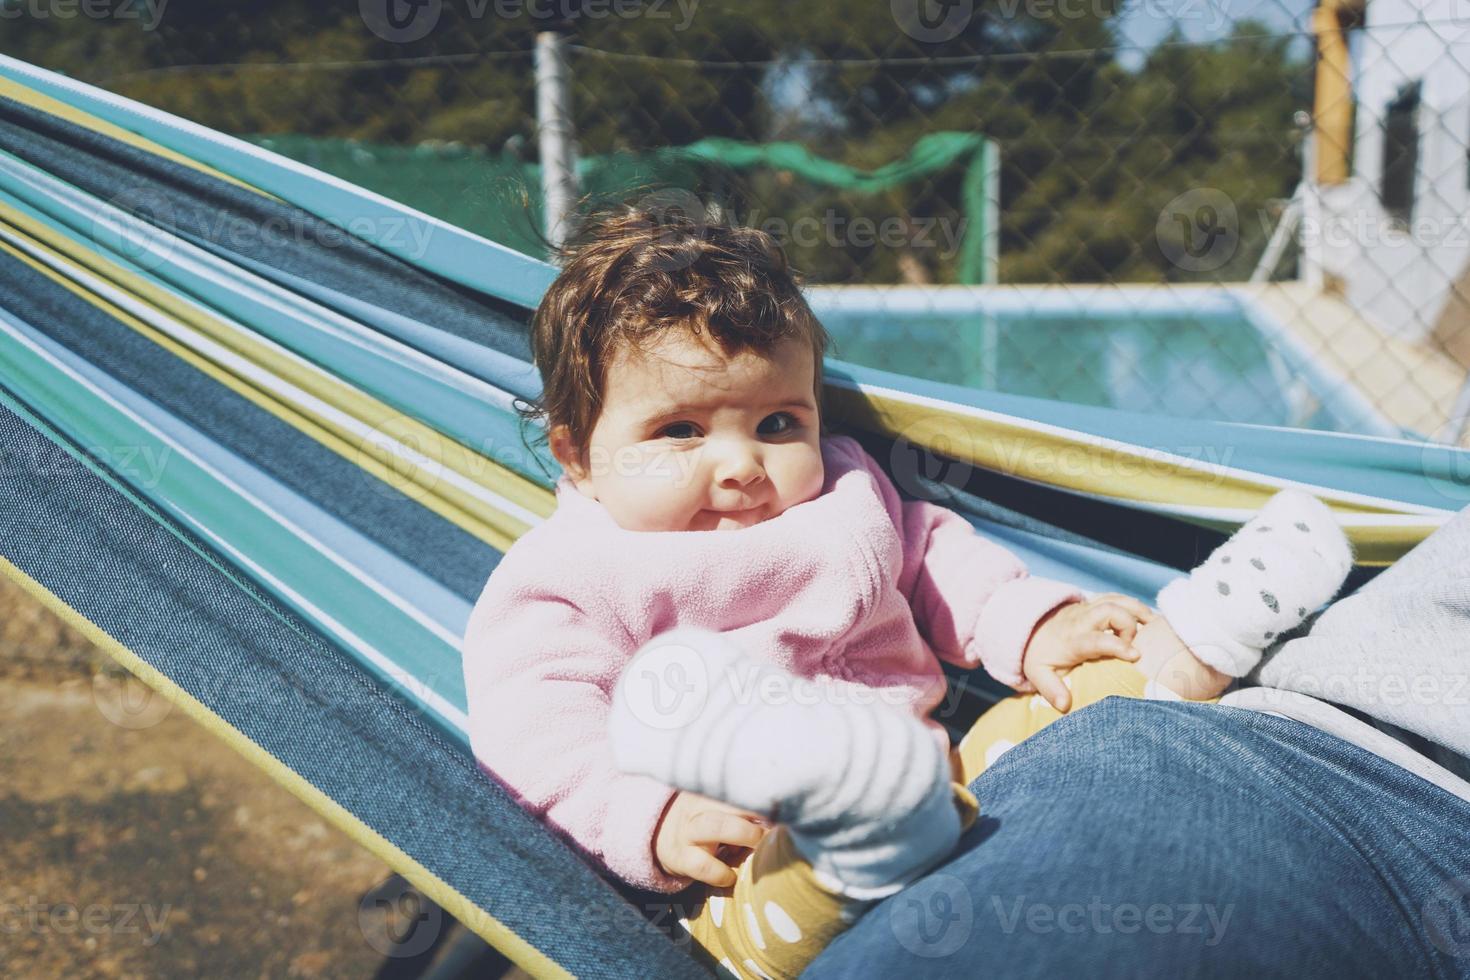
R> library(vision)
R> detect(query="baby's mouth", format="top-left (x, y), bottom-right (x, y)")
top-left (705, 505), bottom-right (765, 530)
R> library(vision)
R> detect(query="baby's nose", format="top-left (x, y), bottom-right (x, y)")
top-left (715, 444), bottom-right (764, 487)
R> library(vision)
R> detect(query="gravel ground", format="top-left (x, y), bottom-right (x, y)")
top-left (0, 574), bottom-right (440, 978)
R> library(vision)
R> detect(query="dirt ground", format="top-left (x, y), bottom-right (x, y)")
top-left (0, 573), bottom-right (457, 978)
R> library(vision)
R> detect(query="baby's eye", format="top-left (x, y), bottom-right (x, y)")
top-left (659, 422), bottom-right (700, 440)
top-left (759, 412), bottom-right (799, 436)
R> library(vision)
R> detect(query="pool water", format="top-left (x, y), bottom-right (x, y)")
top-left (815, 304), bottom-right (1385, 435)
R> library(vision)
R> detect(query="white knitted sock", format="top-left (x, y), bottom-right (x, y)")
top-left (1156, 489), bottom-right (1353, 677)
top-left (609, 627), bottom-right (960, 899)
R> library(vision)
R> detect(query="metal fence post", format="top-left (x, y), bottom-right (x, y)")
top-left (535, 23), bottom-right (578, 252)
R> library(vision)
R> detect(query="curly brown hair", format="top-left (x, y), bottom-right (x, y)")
top-left (520, 201), bottom-right (830, 466)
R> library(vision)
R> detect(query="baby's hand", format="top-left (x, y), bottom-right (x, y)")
top-left (654, 791), bottom-right (770, 888)
top-left (1021, 593), bottom-right (1156, 713)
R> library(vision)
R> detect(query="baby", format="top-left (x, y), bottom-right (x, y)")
top-left (461, 207), bottom-right (1354, 979)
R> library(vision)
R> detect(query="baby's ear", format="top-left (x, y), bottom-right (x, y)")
top-left (548, 424), bottom-right (589, 483)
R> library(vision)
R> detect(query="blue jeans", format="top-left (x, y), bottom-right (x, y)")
top-left (804, 697), bottom-right (1470, 978)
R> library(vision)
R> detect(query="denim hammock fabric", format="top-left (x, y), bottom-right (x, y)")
top-left (0, 53), bottom-right (1467, 977)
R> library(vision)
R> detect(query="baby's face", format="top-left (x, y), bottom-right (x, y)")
top-left (553, 331), bottom-right (825, 532)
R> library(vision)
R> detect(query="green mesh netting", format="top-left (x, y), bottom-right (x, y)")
top-left (244, 133), bottom-right (997, 284)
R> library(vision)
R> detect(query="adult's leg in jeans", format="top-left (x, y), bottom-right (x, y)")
top-left (804, 698), bottom-right (1470, 979)
top-left (1254, 503), bottom-right (1470, 757)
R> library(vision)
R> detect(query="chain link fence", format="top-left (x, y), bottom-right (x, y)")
top-left (4, 0), bottom-right (1468, 444)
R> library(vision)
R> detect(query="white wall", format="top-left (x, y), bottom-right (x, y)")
top-left (1318, 0), bottom-right (1470, 342)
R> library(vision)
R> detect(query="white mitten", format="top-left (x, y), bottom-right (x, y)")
top-left (1156, 489), bottom-right (1353, 677)
top-left (609, 627), bottom-right (961, 898)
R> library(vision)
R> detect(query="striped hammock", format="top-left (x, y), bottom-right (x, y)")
top-left (0, 52), bottom-right (1466, 976)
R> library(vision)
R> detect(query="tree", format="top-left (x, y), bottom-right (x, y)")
top-left (1, 1), bottom-right (1309, 283)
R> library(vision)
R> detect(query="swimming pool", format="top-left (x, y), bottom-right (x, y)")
top-left (806, 286), bottom-right (1400, 438)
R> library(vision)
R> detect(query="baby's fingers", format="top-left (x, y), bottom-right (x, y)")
top-left (1085, 603), bottom-right (1148, 646)
top-left (687, 792), bottom-right (768, 826)
top-left (1092, 593), bottom-right (1157, 624)
top-left (1071, 629), bottom-right (1140, 663)
top-left (1030, 665), bottom-right (1072, 714)
top-left (688, 811), bottom-right (767, 851)
top-left (674, 846), bottom-right (737, 888)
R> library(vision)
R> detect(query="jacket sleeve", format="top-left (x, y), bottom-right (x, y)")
top-left (897, 497), bottom-right (1084, 689)
top-left (841, 437), bottom-right (1084, 690)
top-left (461, 575), bottom-right (690, 894)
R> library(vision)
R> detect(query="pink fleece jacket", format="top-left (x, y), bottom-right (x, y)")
top-left (461, 433), bottom-right (1083, 893)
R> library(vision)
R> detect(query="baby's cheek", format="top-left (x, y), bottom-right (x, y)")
top-left (645, 479), bottom-right (713, 531)
top-left (594, 451), bottom-right (701, 529)
top-left (621, 491), bottom-right (698, 532)
top-left (780, 447), bottom-right (826, 511)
